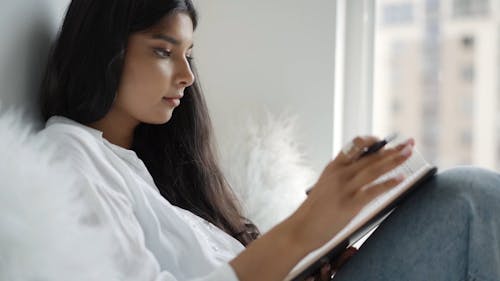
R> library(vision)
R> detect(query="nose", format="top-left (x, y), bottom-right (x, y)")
top-left (175, 58), bottom-right (195, 88)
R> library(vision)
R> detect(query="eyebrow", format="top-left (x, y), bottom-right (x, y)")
top-left (152, 33), bottom-right (194, 49)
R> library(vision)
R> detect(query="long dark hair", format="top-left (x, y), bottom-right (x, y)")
top-left (39, 0), bottom-right (259, 246)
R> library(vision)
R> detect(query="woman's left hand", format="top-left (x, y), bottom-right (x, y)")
top-left (305, 247), bottom-right (358, 281)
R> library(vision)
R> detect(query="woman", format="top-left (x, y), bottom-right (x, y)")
top-left (38, 0), bottom-right (500, 280)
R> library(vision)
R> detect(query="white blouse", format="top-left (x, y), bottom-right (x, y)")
top-left (39, 116), bottom-right (245, 281)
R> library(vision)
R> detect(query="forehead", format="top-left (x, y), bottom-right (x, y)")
top-left (147, 12), bottom-right (194, 42)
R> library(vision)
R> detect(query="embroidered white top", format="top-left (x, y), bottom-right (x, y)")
top-left (39, 115), bottom-right (245, 281)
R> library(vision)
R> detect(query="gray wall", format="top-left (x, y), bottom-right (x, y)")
top-left (0, 0), bottom-right (70, 125)
top-left (193, 0), bottom-right (336, 174)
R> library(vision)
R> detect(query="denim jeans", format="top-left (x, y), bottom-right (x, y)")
top-left (333, 166), bottom-right (500, 281)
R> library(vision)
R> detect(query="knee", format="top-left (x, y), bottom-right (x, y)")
top-left (438, 166), bottom-right (500, 190)
top-left (427, 166), bottom-right (500, 206)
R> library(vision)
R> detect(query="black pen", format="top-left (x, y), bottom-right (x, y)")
top-left (305, 133), bottom-right (398, 195)
top-left (357, 133), bottom-right (398, 159)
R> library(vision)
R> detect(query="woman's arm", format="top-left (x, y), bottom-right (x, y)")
top-left (230, 137), bottom-right (414, 281)
top-left (230, 212), bottom-right (310, 281)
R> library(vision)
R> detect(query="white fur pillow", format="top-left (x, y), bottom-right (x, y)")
top-left (219, 112), bottom-right (316, 233)
top-left (0, 108), bottom-right (116, 281)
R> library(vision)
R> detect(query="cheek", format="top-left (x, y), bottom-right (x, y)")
top-left (150, 61), bottom-right (174, 87)
top-left (118, 58), bottom-right (173, 105)
top-left (132, 57), bottom-right (172, 87)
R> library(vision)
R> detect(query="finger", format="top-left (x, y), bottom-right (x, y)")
top-left (333, 136), bottom-right (380, 166)
top-left (346, 143), bottom-right (413, 192)
top-left (320, 263), bottom-right (331, 281)
top-left (308, 267), bottom-right (322, 281)
top-left (355, 174), bottom-right (406, 205)
top-left (331, 247), bottom-right (358, 270)
top-left (349, 138), bottom-right (414, 173)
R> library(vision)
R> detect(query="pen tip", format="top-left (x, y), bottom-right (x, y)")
top-left (385, 133), bottom-right (398, 142)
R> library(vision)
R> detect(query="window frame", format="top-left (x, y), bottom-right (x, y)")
top-left (332, 0), bottom-right (376, 155)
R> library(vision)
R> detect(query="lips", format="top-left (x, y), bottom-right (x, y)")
top-left (163, 92), bottom-right (184, 100)
top-left (163, 95), bottom-right (183, 100)
top-left (162, 95), bottom-right (182, 107)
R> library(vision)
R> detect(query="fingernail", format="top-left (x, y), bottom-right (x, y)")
top-left (322, 264), bottom-right (331, 272)
top-left (400, 145), bottom-right (412, 157)
top-left (395, 174), bottom-right (405, 181)
top-left (400, 138), bottom-right (414, 147)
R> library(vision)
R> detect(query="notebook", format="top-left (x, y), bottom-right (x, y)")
top-left (285, 144), bottom-right (437, 281)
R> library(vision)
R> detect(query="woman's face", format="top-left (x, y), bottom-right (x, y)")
top-left (113, 12), bottom-right (195, 125)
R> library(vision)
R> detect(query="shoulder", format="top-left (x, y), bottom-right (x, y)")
top-left (37, 116), bottom-right (137, 204)
top-left (37, 116), bottom-right (107, 173)
top-left (39, 116), bottom-right (102, 150)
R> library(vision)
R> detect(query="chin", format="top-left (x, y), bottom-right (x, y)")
top-left (142, 113), bottom-right (173, 125)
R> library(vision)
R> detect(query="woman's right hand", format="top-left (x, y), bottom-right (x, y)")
top-left (289, 136), bottom-right (414, 251)
top-left (229, 136), bottom-right (414, 281)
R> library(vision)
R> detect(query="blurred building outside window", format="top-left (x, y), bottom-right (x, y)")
top-left (372, 0), bottom-right (499, 170)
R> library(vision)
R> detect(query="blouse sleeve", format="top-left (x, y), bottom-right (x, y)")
top-left (155, 263), bottom-right (239, 281)
top-left (62, 164), bottom-right (241, 281)
top-left (35, 172), bottom-right (239, 281)
top-left (48, 131), bottom-right (241, 281)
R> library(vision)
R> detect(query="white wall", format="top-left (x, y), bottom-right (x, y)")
top-left (0, 0), bottom-right (70, 125)
top-left (192, 0), bottom-right (336, 174)
top-left (0, 0), bottom-right (336, 173)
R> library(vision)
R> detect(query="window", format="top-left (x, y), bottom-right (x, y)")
top-left (460, 64), bottom-right (475, 82)
top-left (383, 3), bottom-right (414, 25)
top-left (370, 0), bottom-right (500, 169)
top-left (453, 0), bottom-right (490, 18)
top-left (461, 36), bottom-right (475, 49)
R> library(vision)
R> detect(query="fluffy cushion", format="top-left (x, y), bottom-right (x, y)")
top-left (0, 108), bottom-right (116, 281)
top-left (219, 112), bottom-right (316, 233)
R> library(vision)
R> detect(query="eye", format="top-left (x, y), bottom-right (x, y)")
top-left (186, 54), bottom-right (194, 62)
top-left (154, 48), bottom-right (171, 58)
